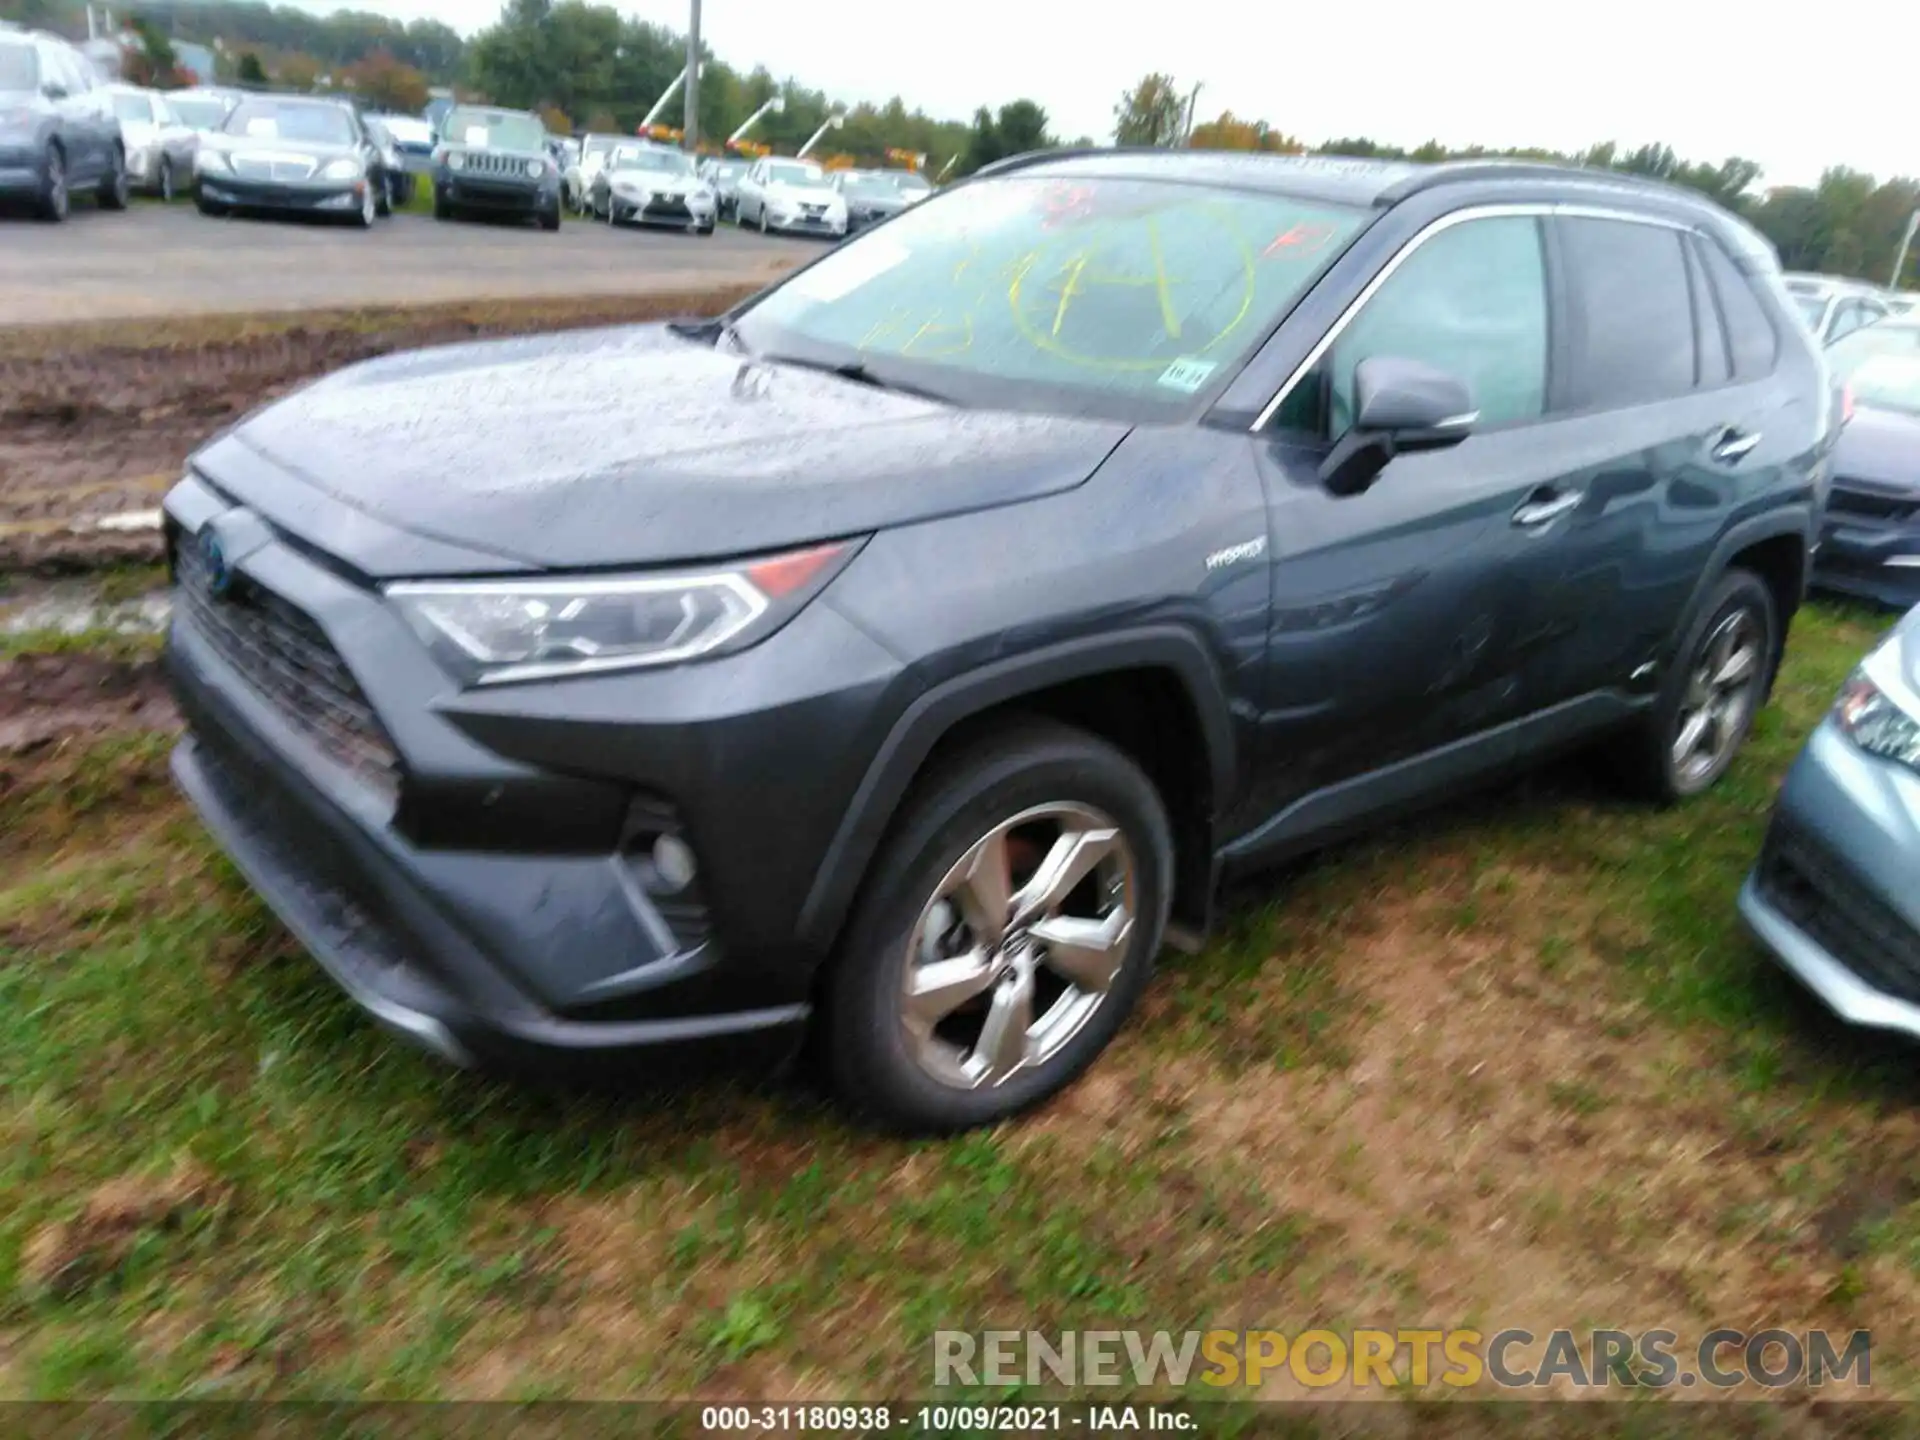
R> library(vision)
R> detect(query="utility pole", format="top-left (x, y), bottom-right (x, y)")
top-left (1893, 209), bottom-right (1919, 292)
top-left (1181, 82), bottom-right (1203, 146)
top-left (682, 0), bottom-right (701, 152)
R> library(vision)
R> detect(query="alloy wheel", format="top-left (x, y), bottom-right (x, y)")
top-left (899, 802), bottom-right (1136, 1090)
top-left (1671, 605), bottom-right (1764, 788)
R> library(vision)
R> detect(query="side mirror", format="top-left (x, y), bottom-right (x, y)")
top-left (1318, 356), bottom-right (1477, 497)
top-left (42, 82), bottom-right (69, 101)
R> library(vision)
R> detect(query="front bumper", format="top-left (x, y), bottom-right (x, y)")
top-left (609, 191), bottom-right (715, 228)
top-left (1739, 719), bottom-right (1920, 1043)
top-left (437, 175), bottom-right (550, 213)
top-left (768, 210), bottom-right (847, 237)
top-left (197, 174), bottom-right (364, 213)
top-left (161, 472), bottom-right (900, 1074)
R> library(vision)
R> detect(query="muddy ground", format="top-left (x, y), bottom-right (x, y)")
top-left (0, 288), bottom-right (758, 574)
top-left (0, 289), bottom-right (757, 750)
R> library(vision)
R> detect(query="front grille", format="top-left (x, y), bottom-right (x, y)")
top-left (643, 197), bottom-right (691, 219)
top-left (458, 150), bottom-right (526, 178)
top-left (1829, 483), bottom-right (1920, 526)
top-left (175, 535), bottom-right (400, 800)
top-left (232, 155), bottom-right (316, 182)
top-left (1757, 822), bottom-right (1920, 1004)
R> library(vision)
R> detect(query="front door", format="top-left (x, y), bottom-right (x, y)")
top-left (1239, 210), bottom-right (1589, 840)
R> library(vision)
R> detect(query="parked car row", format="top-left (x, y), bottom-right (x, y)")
top-left (1785, 271), bottom-right (1915, 343)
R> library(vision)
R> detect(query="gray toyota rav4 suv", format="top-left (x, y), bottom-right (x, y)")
top-left (163, 151), bottom-right (1833, 1132)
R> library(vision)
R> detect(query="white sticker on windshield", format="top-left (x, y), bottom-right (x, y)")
top-left (243, 118), bottom-right (279, 139)
top-left (464, 125), bottom-right (489, 146)
top-left (785, 236), bottom-right (912, 304)
top-left (1158, 358), bottom-right (1217, 393)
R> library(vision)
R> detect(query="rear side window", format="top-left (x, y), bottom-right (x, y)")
top-left (1684, 242), bottom-right (1730, 388)
top-left (1560, 217), bottom-right (1695, 410)
top-left (1317, 215), bottom-right (1549, 438)
top-left (1695, 237), bottom-right (1778, 379)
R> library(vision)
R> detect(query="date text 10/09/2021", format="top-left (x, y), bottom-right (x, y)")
top-left (700, 1404), bottom-right (1197, 1432)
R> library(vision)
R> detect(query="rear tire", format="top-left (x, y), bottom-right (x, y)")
top-left (97, 146), bottom-right (129, 210)
top-left (821, 721), bottom-right (1172, 1134)
top-left (1607, 568), bottom-right (1777, 803)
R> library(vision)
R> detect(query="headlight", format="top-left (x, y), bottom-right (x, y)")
top-left (386, 541), bottom-right (860, 685)
top-left (526, 158), bottom-right (546, 178)
top-left (1834, 670), bottom-right (1920, 769)
top-left (446, 150), bottom-right (466, 171)
top-left (318, 158), bottom-right (363, 182)
top-left (194, 148), bottom-right (230, 174)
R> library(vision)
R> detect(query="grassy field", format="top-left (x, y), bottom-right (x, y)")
top-left (3, 598), bottom-right (1917, 1410)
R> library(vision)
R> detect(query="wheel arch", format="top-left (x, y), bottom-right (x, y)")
top-left (795, 626), bottom-right (1237, 955)
top-left (1682, 507), bottom-right (1815, 695)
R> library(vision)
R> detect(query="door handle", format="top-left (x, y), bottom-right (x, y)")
top-left (1712, 427), bottom-right (1761, 464)
top-left (1512, 489), bottom-right (1582, 528)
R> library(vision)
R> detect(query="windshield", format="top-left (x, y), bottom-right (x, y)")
top-left (838, 173), bottom-right (899, 197)
top-left (444, 108), bottom-right (544, 151)
top-left (765, 161), bottom-right (830, 189)
top-left (612, 146), bottom-right (692, 175)
top-left (735, 175), bottom-right (1366, 419)
top-left (0, 43), bottom-right (38, 91)
top-left (1829, 324), bottom-right (1920, 415)
top-left (110, 93), bottom-right (152, 124)
top-left (583, 135), bottom-right (618, 159)
top-left (169, 95), bottom-right (230, 130)
top-left (892, 173), bottom-right (931, 194)
top-left (713, 161), bottom-right (745, 179)
top-left (1795, 295), bottom-right (1829, 330)
top-left (223, 100), bottom-right (355, 146)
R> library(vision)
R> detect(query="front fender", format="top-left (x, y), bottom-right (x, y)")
top-left (793, 625), bottom-right (1238, 952)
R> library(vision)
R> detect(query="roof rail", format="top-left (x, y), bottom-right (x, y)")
top-left (1377, 158), bottom-right (1725, 209)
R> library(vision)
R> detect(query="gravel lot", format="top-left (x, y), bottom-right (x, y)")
top-left (0, 203), bottom-right (809, 325)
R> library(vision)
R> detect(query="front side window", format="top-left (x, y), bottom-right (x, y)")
top-left (737, 175), bottom-right (1367, 420)
top-left (1561, 216), bottom-right (1696, 410)
top-left (1298, 215), bottom-right (1548, 440)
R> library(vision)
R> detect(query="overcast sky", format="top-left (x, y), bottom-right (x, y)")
top-left (356, 0), bottom-right (1915, 190)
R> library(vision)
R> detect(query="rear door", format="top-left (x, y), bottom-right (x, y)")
top-left (1511, 213), bottom-right (1789, 709)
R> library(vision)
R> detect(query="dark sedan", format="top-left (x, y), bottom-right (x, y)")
top-left (830, 168), bottom-right (909, 231)
top-left (193, 95), bottom-right (389, 227)
top-left (1812, 315), bottom-right (1920, 607)
top-left (431, 105), bottom-right (561, 230)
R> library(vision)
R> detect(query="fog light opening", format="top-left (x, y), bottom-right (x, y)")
top-left (651, 833), bottom-right (698, 892)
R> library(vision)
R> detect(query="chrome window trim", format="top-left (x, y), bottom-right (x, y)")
top-left (1250, 200), bottom-right (1700, 433)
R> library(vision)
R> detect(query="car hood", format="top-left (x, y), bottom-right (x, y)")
top-left (191, 325), bottom-right (1130, 578)
top-left (1832, 406), bottom-right (1920, 489)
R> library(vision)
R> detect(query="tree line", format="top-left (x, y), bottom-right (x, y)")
top-left (5, 0), bottom-right (1912, 286)
top-left (1115, 73), bottom-right (1919, 291)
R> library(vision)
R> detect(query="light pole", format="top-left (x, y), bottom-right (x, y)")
top-left (726, 95), bottom-right (783, 148)
top-left (1893, 209), bottom-right (1919, 292)
top-left (797, 112), bottom-right (844, 160)
top-left (682, 0), bottom-right (701, 151)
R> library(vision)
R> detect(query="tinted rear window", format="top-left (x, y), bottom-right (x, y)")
top-left (0, 43), bottom-right (37, 90)
top-left (1697, 237), bottom-right (1779, 379)
top-left (1561, 217), bottom-right (1696, 410)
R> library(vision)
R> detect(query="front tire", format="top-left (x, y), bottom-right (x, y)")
top-left (1610, 568), bottom-right (1777, 803)
top-left (538, 202), bottom-right (561, 232)
top-left (355, 183), bottom-right (377, 228)
top-left (433, 188), bottom-right (453, 221)
top-left (822, 721), bottom-right (1172, 1134)
top-left (37, 146), bottom-right (68, 222)
top-left (158, 156), bottom-right (174, 202)
top-left (758, 205), bottom-right (770, 236)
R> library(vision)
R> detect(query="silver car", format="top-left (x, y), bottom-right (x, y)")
top-left (1742, 607), bottom-right (1920, 1041)
top-left (105, 83), bottom-right (197, 199)
top-left (589, 142), bottom-right (715, 233)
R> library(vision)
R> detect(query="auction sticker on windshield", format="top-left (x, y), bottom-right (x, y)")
top-left (786, 237), bottom-right (914, 305)
top-left (1157, 358), bottom-right (1218, 393)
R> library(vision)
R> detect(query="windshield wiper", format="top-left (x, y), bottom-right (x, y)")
top-left (761, 352), bottom-right (949, 404)
top-left (668, 315), bottom-right (754, 357)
